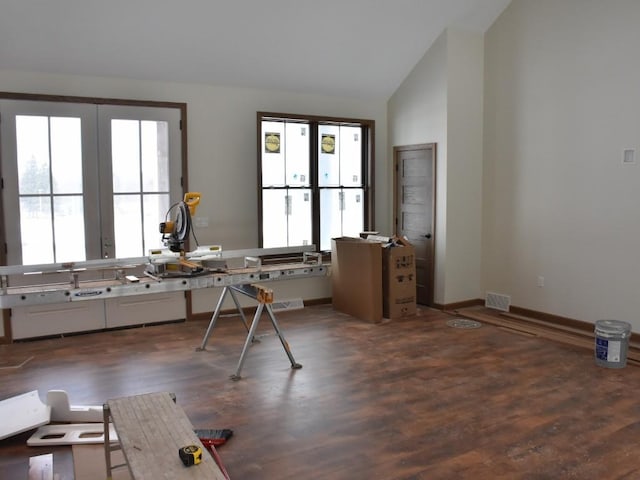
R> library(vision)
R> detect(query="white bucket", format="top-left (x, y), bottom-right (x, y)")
top-left (594, 319), bottom-right (631, 368)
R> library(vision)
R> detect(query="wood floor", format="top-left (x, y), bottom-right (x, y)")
top-left (1, 305), bottom-right (639, 479)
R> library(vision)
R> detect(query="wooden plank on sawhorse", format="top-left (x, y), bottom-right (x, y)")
top-left (197, 283), bottom-right (302, 380)
top-left (231, 283), bottom-right (273, 304)
top-left (103, 392), bottom-right (226, 480)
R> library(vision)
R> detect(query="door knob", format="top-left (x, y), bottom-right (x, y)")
top-left (424, 234), bottom-right (432, 239)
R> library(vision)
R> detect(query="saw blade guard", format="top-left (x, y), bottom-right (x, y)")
top-left (161, 192), bottom-right (201, 253)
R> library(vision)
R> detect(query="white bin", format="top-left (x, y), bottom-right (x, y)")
top-left (594, 319), bottom-right (631, 368)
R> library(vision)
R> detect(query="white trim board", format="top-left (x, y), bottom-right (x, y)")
top-left (0, 390), bottom-right (51, 441)
top-left (27, 423), bottom-right (118, 446)
top-left (47, 390), bottom-right (102, 423)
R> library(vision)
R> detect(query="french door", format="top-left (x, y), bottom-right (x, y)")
top-left (0, 99), bottom-right (186, 338)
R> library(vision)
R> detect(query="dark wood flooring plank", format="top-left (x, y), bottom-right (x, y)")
top-left (1, 305), bottom-right (639, 479)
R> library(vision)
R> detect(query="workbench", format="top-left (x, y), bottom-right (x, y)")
top-left (103, 391), bottom-right (227, 480)
top-left (0, 246), bottom-right (326, 309)
top-left (0, 246), bottom-right (327, 378)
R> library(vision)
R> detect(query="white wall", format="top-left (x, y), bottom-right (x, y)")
top-left (0, 70), bottom-right (389, 313)
top-left (388, 32), bottom-right (448, 304)
top-left (388, 29), bottom-right (484, 305)
top-left (445, 30), bottom-right (484, 303)
top-left (483, 0), bottom-right (640, 329)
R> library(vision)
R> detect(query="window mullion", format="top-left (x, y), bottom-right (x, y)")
top-left (310, 122), bottom-right (320, 250)
top-left (46, 116), bottom-right (58, 263)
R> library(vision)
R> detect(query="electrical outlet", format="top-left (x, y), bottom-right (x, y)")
top-left (537, 276), bottom-right (544, 288)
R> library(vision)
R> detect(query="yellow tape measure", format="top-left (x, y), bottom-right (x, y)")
top-left (179, 444), bottom-right (203, 466)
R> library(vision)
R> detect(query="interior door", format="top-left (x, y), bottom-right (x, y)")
top-left (0, 100), bottom-right (186, 338)
top-left (394, 144), bottom-right (436, 306)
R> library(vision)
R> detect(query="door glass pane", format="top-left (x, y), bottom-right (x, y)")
top-left (141, 120), bottom-right (169, 192)
top-left (15, 114), bottom-right (87, 264)
top-left (54, 196), bottom-right (86, 262)
top-left (262, 121), bottom-right (285, 187)
top-left (16, 115), bottom-right (50, 195)
top-left (51, 117), bottom-right (83, 193)
top-left (112, 119), bottom-right (172, 257)
top-left (288, 189), bottom-right (312, 246)
top-left (20, 197), bottom-right (54, 264)
top-left (262, 189), bottom-right (288, 248)
top-left (285, 123), bottom-right (310, 186)
top-left (319, 189), bottom-right (342, 251)
top-left (318, 125), bottom-right (340, 187)
top-left (113, 194), bottom-right (143, 258)
top-left (143, 194), bottom-right (170, 252)
top-left (339, 126), bottom-right (362, 187)
top-left (111, 119), bottom-right (141, 193)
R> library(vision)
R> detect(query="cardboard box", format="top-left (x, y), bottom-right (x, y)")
top-left (331, 235), bottom-right (417, 322)
top-left (331, 237), bottom-right (383, 323)
top-left (382, 239), bottom-right (417, 319)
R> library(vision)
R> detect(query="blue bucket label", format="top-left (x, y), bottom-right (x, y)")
top-left (596, 337), bottom-right (621, 362)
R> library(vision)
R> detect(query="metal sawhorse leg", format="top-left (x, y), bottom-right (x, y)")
top-left (196, 284), bottom-right (302, 380)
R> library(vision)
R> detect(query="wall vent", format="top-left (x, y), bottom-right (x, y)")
top-left (485, 292), bottom-right (511, 312)
top-left (271, 298), bottom-right (304, 312)
top-left (623, 149), bottom-right (636, 165)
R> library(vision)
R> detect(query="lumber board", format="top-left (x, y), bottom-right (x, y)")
top-left (453, 307), bottom-right (640, 365)
top-left (0, 391), bottom-right (51, 441)
top-left (27, 423), bottom-right (118, 446)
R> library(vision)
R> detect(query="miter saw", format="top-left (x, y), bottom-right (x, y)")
top-left (146, 192), bottom-right (208, 277)
top-left (160, 192), bottom-right (201, 254)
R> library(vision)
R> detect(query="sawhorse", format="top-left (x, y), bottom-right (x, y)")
top-left (197, 283), bottom-right (302, 380)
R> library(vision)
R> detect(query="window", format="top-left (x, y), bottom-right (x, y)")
top-left (258, 112), bottom-right (374, 251)
top-left (1, 97), bottom-right (185, 266)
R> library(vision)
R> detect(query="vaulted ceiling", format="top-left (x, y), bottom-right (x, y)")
top-left (0, 0), bottom-right (511, 99)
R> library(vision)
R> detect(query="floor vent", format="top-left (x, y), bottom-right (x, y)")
top-left (446, 318), bottom-right (482, 329)
top-left (485, 292), bottom-right (511, 312)
top-left (271, 298), bottom-right (304, 312)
